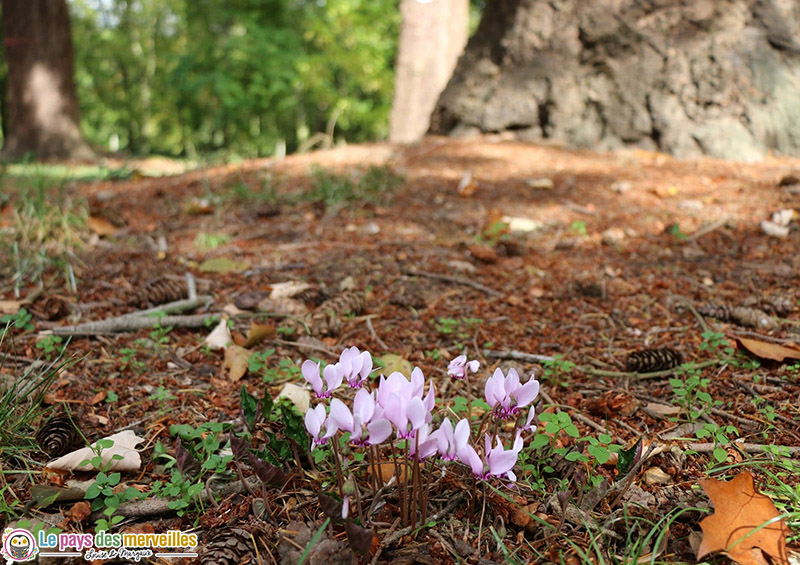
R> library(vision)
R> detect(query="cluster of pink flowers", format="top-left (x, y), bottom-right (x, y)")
top-left (302, 348), bottom-right (541, 484)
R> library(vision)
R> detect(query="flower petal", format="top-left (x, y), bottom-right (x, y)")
top-left (323, 363), bottom-right (343, 392)
top-left (454, 418), bottom-right (471, 451)
top-left (457, 444), bottom-right (484, 476)
top-left (514, 378), bottom-right (540, 408)
top-left (366, 418), bottom-right (392, 445)
top-left (302, 360), bottom-right (323, 395)
top-left (406, 396), bottom-right (427, 431)
top-left (329, 398), bottom-right (353, 433)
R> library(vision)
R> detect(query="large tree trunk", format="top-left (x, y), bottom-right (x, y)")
top-left (431, 0), bottom-right (800, 161)
top-left (1, 0), bottom-right (93, 160)
top-left (390, 0), bottom-right (469, 143)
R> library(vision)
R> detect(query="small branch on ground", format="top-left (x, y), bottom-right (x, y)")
top-left (483, 349), bottom-right (556, 363)
top-left (49, 313), bottom-right (220, 336)
top-left (401, 269), bottom-right (503, 297)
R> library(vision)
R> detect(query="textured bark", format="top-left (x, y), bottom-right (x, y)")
top-left (390, 0), bottom-right (469, 143)
top-left (1, 0), bottom-right (93, 159)
top-left (431, 0), bottom-right (800, 161)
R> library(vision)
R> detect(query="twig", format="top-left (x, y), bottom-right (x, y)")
top-left (402, 269), bottom-right (503, 297)
top-left (116, 296), bottom-right (212, 319)
top-left (607, 442), bottom-right (660, 508)
top-left (365, 317), bottom-right (389, 350)
top-left (687, 217), bottom-right (729, 242)
top-left (369, 517), bottom-right (401, 565)
top-left (685, 442), bottom-right (800, 456)
top-left (271, 338), bottom-right (336, 357)
top-left (482, 349), bottom-right (556, 363)
top-left (49, 313), bottom-right (220, 336)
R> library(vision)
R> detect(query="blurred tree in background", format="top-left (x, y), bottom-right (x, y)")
top-left (66, 0), bottom-right (399, 158)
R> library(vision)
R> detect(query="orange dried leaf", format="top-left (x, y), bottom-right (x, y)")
top-left (242, 321), bottom-right (276, 348)
top-left (87, 215), bottom-right (119, 236)
top-left (222, 345), bottom-right (252, 382)
top-left (738, 337), bottom-right (800, 363)
top-left (698, 472), bottom-right (789, 565)
top-left (65, 500), bottom-right (92, 523)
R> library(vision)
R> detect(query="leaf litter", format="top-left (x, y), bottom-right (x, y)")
top-left (3, 138), bottom-right (800, 563)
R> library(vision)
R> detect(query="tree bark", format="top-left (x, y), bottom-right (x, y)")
top-left (1, 0), bottom-right (94, 159)
top-left (390, 0), bottom-right (469, 143)
top-left (431, 0), bottom-right (800, 161)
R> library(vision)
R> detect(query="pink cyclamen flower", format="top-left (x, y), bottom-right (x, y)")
top-left (447, 355), bottom-right (480, 380)
top-left (484, 368), bottom-right (540, 419)
top-left (382, 394), bottom-right (429, 439)
top-left (337, 346), bottom-right (373, 389)
top-left (521, 406), bottom-right (537, 432)
top-left (302, 360), bottom-right (343, 399)
top-left (327, 392), bottom-right (392, 447)
top-left (409, 423), bottom-right (439, 461)
top-left (435, 417), bottom-right (471, 461)
top-left (457, 433), bottom-right (524, 482)
top-left (304, 404), bottom-right (334, 450)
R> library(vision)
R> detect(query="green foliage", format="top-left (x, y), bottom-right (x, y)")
top-left (694, 423), bottom-right (739, 466)
top-left (69, 0), bottom-right (400, 157)
top-left (1, 308), bottom-right (34, 336)
top-left (569, 220), bottom-right (587, 236)
top-left (700, 330), bottom-right (733, 357)
top-left (307, 166), bottom-right (402, 206)
top-left (541, 355), bottom-right (575, 386)
top-left (83, 440), bottom-right (146, 530)
top-left (35, 335), bottom-right (66, 360)
top-left (432, 316), bottom-right (483, 348)
top-left (669, 363), bottom-right (720, 422)
top-left (240, 386), bottom-right (306, 466)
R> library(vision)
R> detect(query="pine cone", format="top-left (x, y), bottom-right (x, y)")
top-left (729, 306), bottom-right (778, 330)
top-left (697, 302), bottom-right (732, 321)
top-left (36, 415), bottom-right (81, 458)
top-left (131, 277), bottom-right (187, 308)
top-left (199, 527), bottom-right (254, 565)
top-left (625, 348), bottom-right (683, 373)
top-left (742, 295), bottom-right (794, 316)
top-left (307, 291), bottom-right (366, 337)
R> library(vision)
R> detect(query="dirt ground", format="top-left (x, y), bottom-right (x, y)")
top-left (8, 135), bottom-right (800, 563)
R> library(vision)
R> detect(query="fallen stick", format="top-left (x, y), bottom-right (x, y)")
top-left (50, 313), bottom-right (220, 336)
top-left (482, 349), bottom-right (556, 363)
top-left (116, 296), bottom-right (212, 319)
top-left (401, 269), bottom-right (503, 297)
top-left (685, 442), bottom-right (800, 456)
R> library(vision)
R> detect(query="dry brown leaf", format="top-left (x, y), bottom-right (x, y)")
top-left (47, 430), bottom-right (144, 472)
top-left (222, 344), bottom-right (252, 382)
top-left (87, 215), bottom-right (119, 236)
top-left (698, 472), bottom-right (789, 565)
top-left (242, 321), bottom-right (276, 348)
top-left (0, 299), bottom-right (25, 314)
top-left (738, 337), bottom-right (800, 363)
top-left (65, 500), bottom-right (92, 523)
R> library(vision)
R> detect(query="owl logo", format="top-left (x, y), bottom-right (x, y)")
top-left (1, 528), bottom-right (38, 562)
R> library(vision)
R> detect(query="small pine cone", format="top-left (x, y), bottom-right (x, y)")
top-left (132, 277), bottom-right (188, 307)
top-left (306, 291), bottom-right (365, 337)
top-left (294, 285), bottom-right (334, 307)
top-left (697, 302), bottom-right (732, 321)
top-left (729, 306), bottom-right (778, 330)
top-left (39, 295), bottom-right (70, 321)
top-left (199, 527), bottom-right (254, 565)
top-left (390, 285), bottom-right (428, 310)
top-left (742, 295), bottom-right (794, 316)
top-left (36, 415), bottom-right (81, 458)
top-left (625, 348), bottom-right (683, 373)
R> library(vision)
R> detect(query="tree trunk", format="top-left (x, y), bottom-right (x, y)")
top-left (431, 0), bottom-right (800, 161)
top-left (1, 0), bottom-right (94, 159)
top-left (390, 0), bottom-right (469, 143)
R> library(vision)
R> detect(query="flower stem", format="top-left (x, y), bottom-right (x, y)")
top-left (390, 441), bottom-right (406, 525)
top-left (331, 435), bottom-right (344, 494)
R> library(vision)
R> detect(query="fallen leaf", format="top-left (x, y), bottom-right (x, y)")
top-left (242, 321), bottom-right (276, 348)
top-left (269, 281), bottom-right (312, 299)
top-left (738, 337), bottom-right (800, 363)
top-left (275, 383), bottom-right (310, 414)
top-left (223, 344), bottom-right (252, 382)
top-left (377, 354), bottom-right (413, 378)
top-left (199, 257), bottom-right (251, 273)
top-left (698, 472), bottom-right (789, 565)
top-left (65, 500), bottom-right (92, 523)
top-left (47, 430), bottom-right (144, 472)
top-left (87, 215), bottom-right (119, 236)
top-left (204, 317), bottom-right (232, 350)
top-left (0, 300), bottom-right (24, 314)
top-left (457, 171), bottom-right (478, 196)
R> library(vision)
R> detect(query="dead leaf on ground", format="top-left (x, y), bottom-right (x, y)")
top-left (204, 317), bottom-right (232, 350)
top-left (698, 471), bottom-right (789, 565)
top-left (222, 344), bottom-right (252, 382)
top-left (738, 337), bottom-right (800, 363)
top-left (87, 215), bottom-right (119, 236)
top-left (0, 299), bottom-right (25, 314)
top-left (242, 321), bottom-right (276, 348)
top-left (47, 430), bottom-right (144, 472)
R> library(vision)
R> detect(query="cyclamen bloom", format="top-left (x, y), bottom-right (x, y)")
top-left (435, 418), bottom-right (471, 461)
top-left (457, 433), bottom-right (524, 482)
top-left (375, 368), bottom-right (435, 438)
top-left (302, 360), bottom-right (342, 399)
top-left (409, 423), bottom-right (438, 461)
top-left (337, 346), bottom-right (373, 389)
top-left (327, 390), bottom-right (392, 447)
top-left (304, 404), bottom-right (334, 450)
top-left (447, 355), bottom-right (480, 380)
top-left (484, 368), bottom-right (540, 419)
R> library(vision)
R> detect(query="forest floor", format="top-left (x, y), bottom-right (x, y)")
top-left (2, 135), bottom-right (800, 564)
